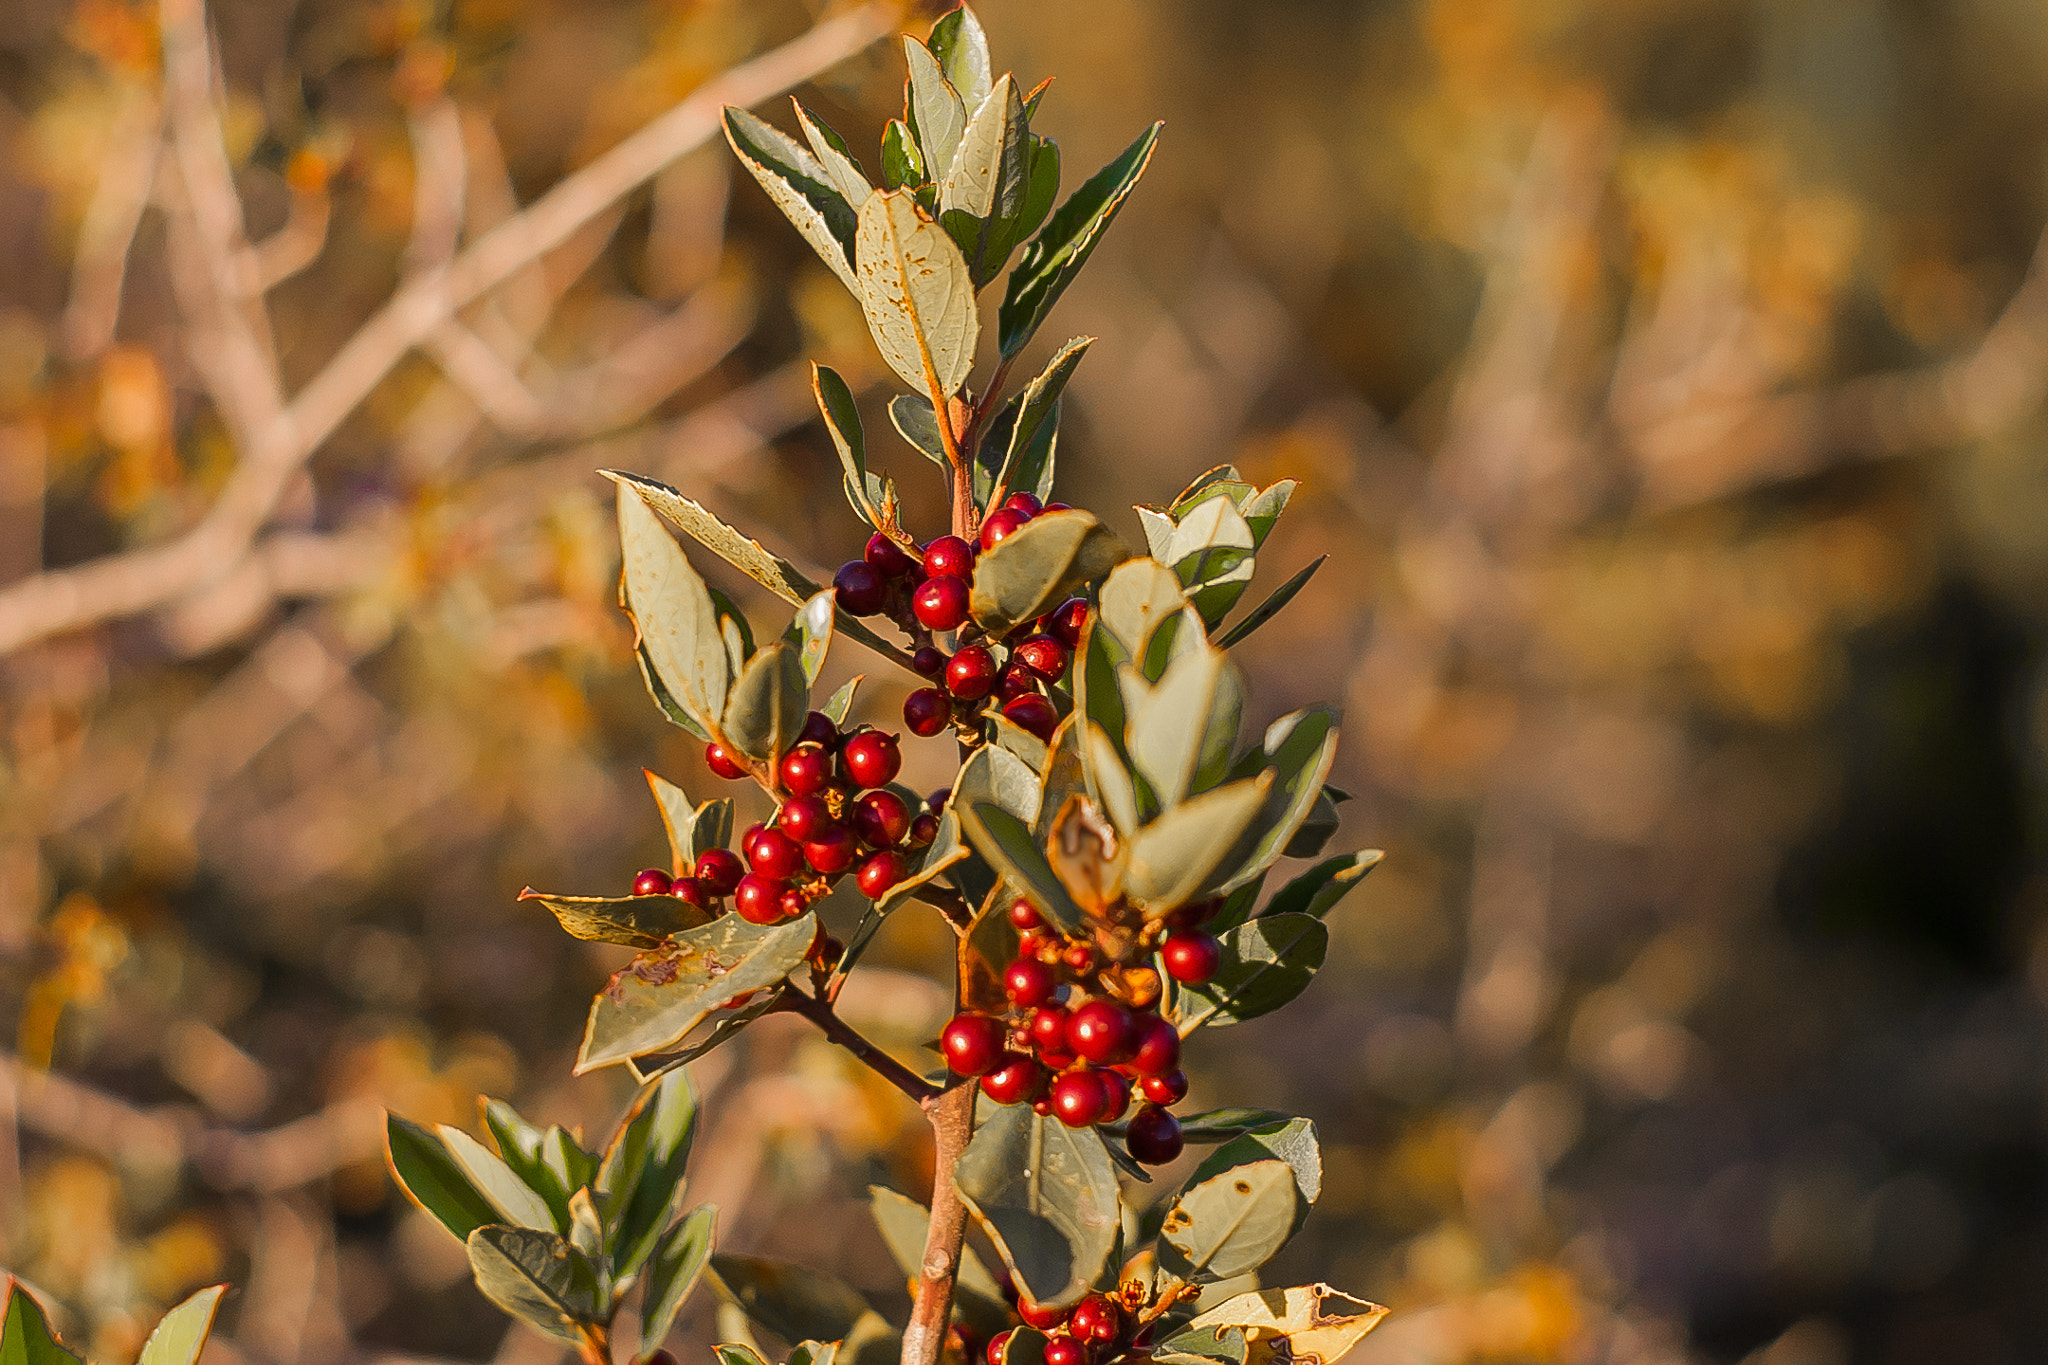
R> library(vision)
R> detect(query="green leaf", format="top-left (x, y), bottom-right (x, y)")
top-left (722, 108), bottom-right (858, 292)
top-left (710, 1255), bottom-right (876, 1344)
top-left (628, 989), bottom-right (782, 1084)
top-left (597, 1067), bottom-right (699, 1280)
top-left (1280, 788), bottom-right (1341, 860)
top-left (136, 1286), bottom-right (226, 1365)
top-left (855, 189), bottom-right (980, 400)
top-left (1157, 1159), bottom-right (1300, 1282)
top-left (466, 1226), bottom-right (605, 1342)
top-left (1215, 556), bottom-right (1324, 649)
top-left (902, 39), bottom-right (967, 181)
top-left (1173, 914), bottom-right (1327, 1031)
top-left (1194, 1119), bottom-right (1320, 1204)
top-left (519, 889), bottom-right (710, 949)
top-left (567, 1186), bottom-right (604, 1258)
top-left (998, 123), bottom-right (1162, 358)
top-left (821, 675), bottom-right (862, 726)
top-left (3, 1281), bottom-right (81, 1365)
top-left (1167, 498), bottom-right (1258, 627)
top-left (637, 640), bottom-right (711, 741)
top-left (605, 471), bottom-right (918, 675)
top-left (951, 1101), bottom-right (1121, 1310)
top-left (578, 913), bottom-right (819, 1073)
top-left (386, 1114), bottom-right (503, 1243)
top-left (1239, 481), bottom-right (1297, 549)
top-left (939, 75), bottom-right (1029, 284)
top-left (481, 1099), bottom-right (570, 1224)
top-left (715, 1347), bottom-right (770, 1365)
top-left (889, 394), bottom-right (949, 468)
top-left (969, 510), bottom-right (1128, 637)
top-left (792, 102), bottom-right (870, 206)
top-left (960, 802), bottom-right (1085, 935)
top-left (642, 1204), bottom-right (718, 1346)
top-left (1124, 642), bottom-right (1233, 808)
top-left (646, 770), bottom-right (733, 869)
top-left (978, 338), bottom-right (1089, 507)
top-left (784, 590), bottom-right (837, 688)
top-left (708, 585), bottom-right (755, 682)
top-left (814, 365), bottom-right (890, 531)
top-left (722, 642), bottom-right (808, 764)
top-left (1170, 1109), bottom-right (1295, 1144)
top-left (1122, 777), bottom-right (1271, 912)
top-left (619, 482), bottom-right (728, 735)
top-left (866, 1187), bottom-right (1011, 1337)
top-left (881, 120), bottom-right (923, 190)
top-left (1218, 709), bottom-right (1340, 893)
top-left (927, 5), bottom-right (992, 112)
top-left (439, 1125), bottom-right (559, 1231)
top-left (1096, 558), bottom-right (1187, 658)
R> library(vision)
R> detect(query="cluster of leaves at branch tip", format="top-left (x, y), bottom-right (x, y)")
top-left (368, 9), bottom-right (1389, 1365)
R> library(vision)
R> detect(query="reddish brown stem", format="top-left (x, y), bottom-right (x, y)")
top-left (901, 1082), bottom-right (976, 1365)
top-left (776, 988), bottom-right (942, 1104)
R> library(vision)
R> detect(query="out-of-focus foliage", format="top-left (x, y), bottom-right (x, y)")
top-left (2, 1), bottom-right (2046, 1364)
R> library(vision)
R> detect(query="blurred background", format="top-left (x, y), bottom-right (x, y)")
top-left (2, 0), bottom-right (2046, 1362)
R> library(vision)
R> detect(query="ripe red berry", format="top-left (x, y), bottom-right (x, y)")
top-left (779, 886), bottom-right (811, 920)
top-left (1168, 897), bottom-right (1223, 928)
top-left (985, 1330), bottom-right (1016, 1365)
top-left (632, 867), bottom-right (673, 897)
top-left (947, 646), bottom-right (998, 701)
top-left (705, 741), bottom-right (747, 780)
top-left (642, 1350), bottom-right (680, 1365)
top-left (922, 535), bottom-right (975, 579)
top-left (1002, 694), bottom-right (1059, 742)
top-left (780, 743), bottom-right (833, 796)
top-left (995, 664), bottom-right (1038, 705)
top-left (1004, 957), bottom-right (1056, 1008)
top-left (834, 560), bottom-right (886, 615)
top-left (1130, 1013), bottom-right (1182, 1077)
top-left (904, 688), bottom-right (951, 736)
top-left (979, 1054), bottom-right (1045, 1106)
top-left (980, 508), bottom-right (1027, 550)
top-left (1069, 1296), bottom-right (1121, 1343)
top-left (911, 645), bottom-right (947, 677)
top-left (942, 1013), bottom-right (1007, 1076)
top-left (1063, 943), bottom-right (1096, 974)
top-left (1032, 1097), bottom-right (1055, 1116)
top-left (852, 789), bottom-right (911, 847)
top-left (1003, 492), bottom-right (1044, 518)
top-left (1008, 898), bottom-right (1043, 930)
top-left (776, 795), bottom-right (831, 845)
top-left (856, 849), bottom-right (907, 898)
top-left (670, 877), bottom-right (709, 909)
top-left (1067, 1000), bottom-right (1140, 1066)
top-left (798, 711), bottom-right (839, 749)
top-left (1046, 598), bottom-right (1088, 650)
top-left (804, 824), bottom-right (858, 874)
top-left (866, 531), bottom-right (917, 578)
top-left (1014, 634), bottom-right (1070, 681)
top-left (842, 730), bottom-right (901, 789)
top-left (1045, 502), bottom-right (1073, 512)
top-left (741, 822), bottom-right (769, 859)
top-left (748, 828), bottom-right (803, 880)
top-left (1126, 1104), bottom-right (1184, 1165)
top-left (1027, 1005), bottom-right (1069, 1053)
top-left (913, 575), bottom-right (970, 631)
top-left (1098, 1069), bottom-right (1132, 1124)
top-left (1140, 1069), bottom-right (1188, 1105)
top-left (1017, 1299), bottom-right (1065, 1331)
top-left (693, 848), bottom-right (743, 894)
top-left (1050, 1069), bottom-right (1111, 1128)
top-left (734, 873), bottom-right (788, 924)
top-left (1162, 929), bottom-right (1222, 985)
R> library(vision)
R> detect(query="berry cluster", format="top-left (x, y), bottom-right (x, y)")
top-left (830, 502), bottom-right (1086, 744)
top-left (985, 1284), bottom-right (1160, 1365)
top-left (938, 896), bottom-right (1225, 1166)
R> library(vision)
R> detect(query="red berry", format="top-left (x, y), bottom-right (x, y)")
top-left (670, 877), bottom-right (709, 909)
top-left (980, 508), bottom-right (1027, 550)
top-left (834, 560), bottom-right (886, 615)
top-left (799, 711), bottom-right (839, 749)
top-left (842, 730), bottom-right (901, 789)
top-left (922, 535), bottom-right (975, 579)
top-left (1004, 957), bottom-right (1056, 1008)
top-left (1032, 1097), bottom-right (1055, 1116)
top-left (979, 1054), bottom-right (1045, 1106)
top-left (1027, 1006), bottom-right (1070, 1053)
top-left (1098, 1069), bottom-right (1132, 1123)
top-left (1002, 694), bottom-right (1058, 742)
top-left (1069, 1296), bottom-right (1121, 1343)
top-left (1014, 634), bottom-right (1070, 681)
top-left (913, 575), bottom-right (971, 631)
top-left (805, 824), bottom-right (858, 874)
top-left (927, 788), bottom-right (950, 813)
top-left (856, 849), bottom-right (907, 898)
top-left (904, 688), bottom-right (951, 736)
top-left (748, 828), bottom-right (803, 880)
top-left (1063, 943), bottom-right (1096, 973)
top-left (994, 665), bottom-right (1038, 705)
top-left (986, 1331), bottom-right (1014, 1365)
top-left (1126, 1104), bottom-right (1184, 1165)
top-left (1162, 930), bottom-right (1222, 985)
top-left (632, 867), bottom-right (673, 897)
top-left (852, 789), bottom-right (911, 847)
top-left (706, 742), bottom-right (747, 780)
top-left (1046, 598), bottom-right (1088, 650)
top-left (1140, 1069), bottom-right (1188, 1105)
top-left (779, 886), bottom-right (811, 919)
top-left (942, 1013), bottom-right (1007, 1076)
top-left (1008, 898), bottom-right (1043, 930)
top-left (1130, 1014), bottom-right (1182, 1077)
top-left (693, 848), bottom-right (743, 895)
top-left (1050, 1069), bottom-right (1111, 1128)
top-left (866, 532), bottom-right (917, 578)
top-left (642, 1351), bottom-right (680, 1365)
top-left (1168, 897), bottom-right (1223, 929)
top-left (780, 743), bottom-right (833, 796)
top-left (947, 646), bottom-right (999, 701)
top-left (734, 873), bottom-right (788, 924)
top-left (777, 795), bottom-right (831, 845)
top-left (911, 645), bottom-right (947, 677)
top-left (1017, 1299), bottom-right (1065, 1331)
top-left (1045, 502), bottom-right (1073, 512)
top-left (1003, 492), bottom-right (1044, 518)
top-left (1067, 1000), bottom-right (1139, 1065)
top-left (741, 822), bottom-right (769, 859)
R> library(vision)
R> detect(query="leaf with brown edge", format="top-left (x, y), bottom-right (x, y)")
top-left (577, 913), bottom-right (818, 1073)
top-left (1176, 1286), bottom-right (1387, 1365)
top-left (1044, 795), bottom-right (1123, 915)
top-left (854, 188), bottom-right (979, 399)
top-left (618, 481), bottom-right (727, 734)
top-left (968, 509), bottom-right (1129, 638)
top-left (520, 889), bottom-right (711, 949)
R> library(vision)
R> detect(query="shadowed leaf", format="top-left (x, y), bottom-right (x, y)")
top-left (520, 890), bottom-right (710, 949)
top-left (1215, 556), bottom-right (1325, 649)
top-left (998, 123), bottom-right (1162, 357)
top-left (466, 1227), bottom-right (604, 1341)
top-left (1173, 915), bottom-right (1328, 1031)
top-left (722, 642), bottom-right (808, 764)
top-left (642, 1204), bottom-right (718, 1346)
top-left (867, 1187), bottom-right (1011, 1337)
top-left (952, 1101), bottom-right (1121, 1310)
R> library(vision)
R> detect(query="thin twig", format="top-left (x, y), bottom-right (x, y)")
top-left (774, 988), bottom-right (941, 1104)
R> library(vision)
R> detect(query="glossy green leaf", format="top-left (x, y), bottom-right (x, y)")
top-left (889, 394), bottom-right (949, 468)
top-left (1215, 556), bottom-right (1325, 648)
top-left (815, 364), bottom-right (891, 530)
top-left (1239, 481), bottom-right (1297, 549)
top-left (466, 1226), bottom-right (604, 1341)
top-left (578, 912), bottom-right (819, 1073)
top-left (902, 39), bottom-right (967, 181)
top-left (722, 108), bottom-right (858, 291)
top-left (1218, 708), bottom-right (1340, 893)
top-left (439, 1125), bottom-right (558, 1231)
top-left (1173, 914), bottom-right (1327, 1031)
top-left (136, 1286), bottom-right (225, 1365)
top-left (1123, 777), bottom-right (1271, 912)
top-left (960, 802), bottom-right (1085, 934)
top-left (998, 123), bottom-right (1162, 357)
top-left (792, 102), bottom-right (870, 206)
top-left (1169, 1109), bottom-right (1296, 1144)
top-left (927, 4), bottom-right (992, 112)
top-left (519, 889), bottom-right (710, 949)
top-left (951, 1101), bottom-right (1121, 1310)
top-left (387, 1115), bottom-right (503, 1243)
top-left (855, 189), bottom-right (980, 400)
top-left (881, 119), bottom-right (923, 190)
top-left (619, 482), bottom-right (728, 735)
top-left (481, 1099), bottom-right (571, 1225)
top-left (567, 1186), bottom-right (603, 1258)
top-left (978, 338), bottom-right (1089, 506)
top-left (939, 74), bottom-right (1029, 284)
top-left (3, 1281), bottom-right (81, 1365)
top-left (642, 1203), bottom-right (718, 1346)
top-left (711, 1255), bottom-right (876, 1344)
top-left (866, 1187), bottom-right (1011, 1337)
top-left (598, 1066), bottom-right (698, 1280)
top-left (969, 510), bottom-right (1128, 638)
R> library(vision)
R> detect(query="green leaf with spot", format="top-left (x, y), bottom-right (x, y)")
top-left (855, 189), bottom-right (980, 400)
top-left (951, 1101), bottom-right (1121, 1311)
top-left (466, 1227), bottom-right (605, 1341)
top-left (1157, 1120), bottom-right (1319, 1284)
top-left (578, 913), bottom-right (819, 1073)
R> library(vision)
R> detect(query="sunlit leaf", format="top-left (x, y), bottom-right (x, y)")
top-left (578, 913), bottom-right (818, 1073)
top-left (386, 1115), bottom-right (504, 1244)
top-left (3, 1281), bottom-right (81, 1365)
top-left (1173, 914), bottom-right (1328, 1031)
top-left (969, 509), bottom-right (1128, 638)
top-left (466, 1227), bottom-right (605, 1342)
top-left (642, 1204), bottom-right (718, 1346)
top-left (902, 39), bottom-right (967, 181)
top-left (722, 108), bottom-right (858, 291)
top-left (619, 482), bottom-right (728, 735)
top-left (792, 101), bottom-right (870, 206)
top-left (927, 4), bottom-right (992, 112)
top-left (519, 889), bottom-right (710, 949)
top-left (998, 123), bottom-right (1162, 357)
top-left (855, 189), bottom-right (980, 400)
top-left (136, 1286), bottom-right (225, 1365)
top-left (1179, 1285), bottom-right (1386, 1365)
